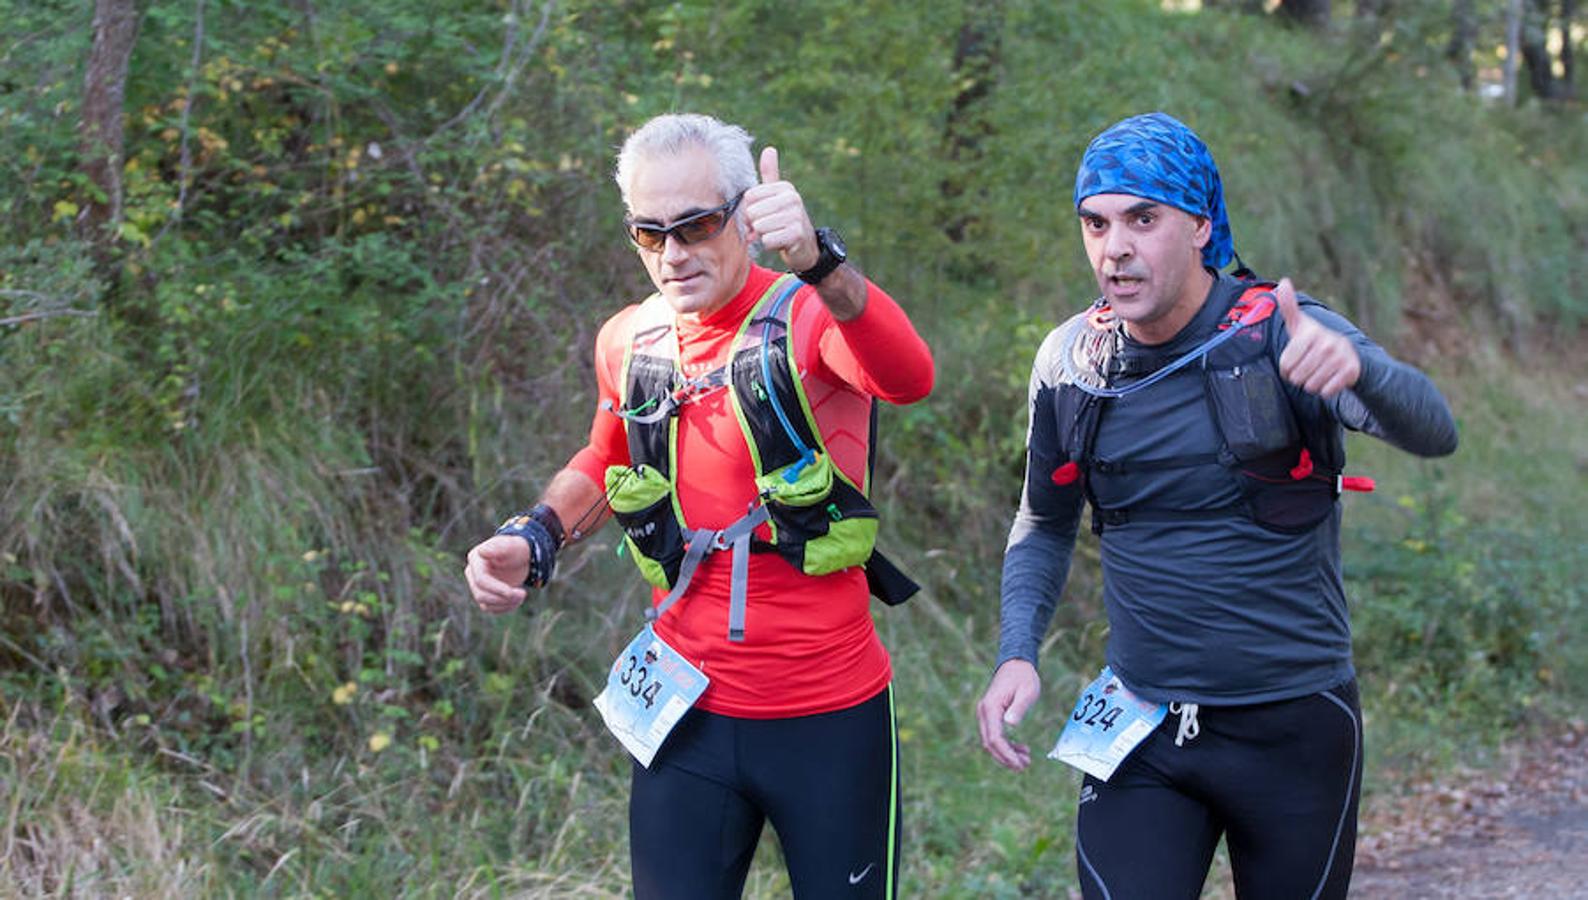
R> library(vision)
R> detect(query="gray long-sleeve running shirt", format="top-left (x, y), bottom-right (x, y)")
top-left (998, 273), bottom-right (1458, 705)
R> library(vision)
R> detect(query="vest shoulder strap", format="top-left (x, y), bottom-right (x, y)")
top-left (728, 275), bottom-right (826, 478)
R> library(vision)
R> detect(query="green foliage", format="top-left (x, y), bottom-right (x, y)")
top-left (1340, 355), bottom-right (1588, 765)
top-left (1351, 480), bottom-right (1560, 731)
top-left (3, 0), bottom-right (1587, 895)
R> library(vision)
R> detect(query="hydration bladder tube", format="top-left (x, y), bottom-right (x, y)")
top-left (760, 278), bottom-right (818, 482)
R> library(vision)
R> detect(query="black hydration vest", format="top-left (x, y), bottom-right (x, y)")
top-left (1048, 283), bottom-right (1364, 536)
top-left (603, 275), bottom-right (917, 641)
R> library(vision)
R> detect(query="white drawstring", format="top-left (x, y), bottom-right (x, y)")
top-left (1169, 702), bottom-right (1200, 747)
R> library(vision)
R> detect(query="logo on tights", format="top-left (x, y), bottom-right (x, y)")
top-left (1079, 784), bottom-right (1098, 806)
top-left (848, 862), bottom-right (876, 885)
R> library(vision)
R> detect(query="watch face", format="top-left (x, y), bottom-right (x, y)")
top-left (824, 228), bottom-right (847, 260)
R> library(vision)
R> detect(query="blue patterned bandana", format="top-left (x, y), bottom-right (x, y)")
top-left (1073, 112), bottom-right (1234, 270)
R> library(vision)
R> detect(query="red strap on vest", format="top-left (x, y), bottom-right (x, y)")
top-left (1290, 448), bottom-right (1375, 493)
top-left (1222, 283), bottom-right (1279, 330)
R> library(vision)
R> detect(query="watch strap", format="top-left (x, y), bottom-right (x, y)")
top-left (796, 227), bottom-right (845, 284)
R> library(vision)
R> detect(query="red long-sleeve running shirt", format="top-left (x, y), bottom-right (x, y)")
top-left (567, 265), bottom-right (934, 717)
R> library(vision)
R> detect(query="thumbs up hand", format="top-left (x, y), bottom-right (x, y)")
top-left (1275, 277), bottom-right (1360, 398)
top-left (743, 146), bottom-right (820, 273)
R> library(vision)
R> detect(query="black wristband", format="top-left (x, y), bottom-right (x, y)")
top-left (525, 503), bottom-right (565, 547)
top-left (495, 504), bottom-right (563, 588)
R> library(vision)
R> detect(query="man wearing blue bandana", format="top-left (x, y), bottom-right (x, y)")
top-left (975, 112), bottom-right (1458, 898)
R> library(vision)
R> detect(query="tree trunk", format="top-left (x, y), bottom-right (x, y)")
top-left (1504, 0), bottom-right (1524, 104)
top-left (1519, 0), bottom-right (1562, 100)
top-left (78, 0), bottom-right (140, 244)
top-left (1562, 0), bottom-right (1577, 98)
top-left (1278, 0), bottom-right (1332, 27)
top-left (1448, 0), bottom-right (1478, 90)
top-left (940, 0), bottom-right (1003, 246)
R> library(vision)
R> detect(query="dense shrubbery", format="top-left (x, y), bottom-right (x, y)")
top-left (3, 0), bottom-right (1586, 893)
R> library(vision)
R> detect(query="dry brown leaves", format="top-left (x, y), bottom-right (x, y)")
top-left (1352, 721), bottom-right (1588, 899)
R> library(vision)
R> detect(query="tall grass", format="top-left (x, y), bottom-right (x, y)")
top-left (1, 707), bottom-right (218, 896)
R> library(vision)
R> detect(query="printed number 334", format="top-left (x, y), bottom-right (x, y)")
top-left (620, 653), bottom-right (663, 709)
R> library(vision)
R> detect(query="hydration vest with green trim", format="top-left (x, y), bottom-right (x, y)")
top-left (603, 275), bottom-right (906, 631)
top-left (1049, 282), bottom-right (1373, 535)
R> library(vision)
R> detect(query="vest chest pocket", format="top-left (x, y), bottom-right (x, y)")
top-left (606, 465), bottom-right (686, 589)
top-left (756, 453), bottom-right (878, 577)
top-left (1238, 458), bottom-right (1339, 534)
top-left (1205, 364), bottom-right (1298, 462)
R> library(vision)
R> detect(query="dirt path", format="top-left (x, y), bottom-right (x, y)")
top-left (1351, 723), bottom-right (1588, 899)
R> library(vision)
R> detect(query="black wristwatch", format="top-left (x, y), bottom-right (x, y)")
top-left (796, 227), bottom-right (847, 285)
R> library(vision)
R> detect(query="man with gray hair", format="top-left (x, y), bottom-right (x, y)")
top-left (465, 113), bottom-right (933, 898)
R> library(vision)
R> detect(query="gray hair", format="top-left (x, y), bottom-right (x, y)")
top-left (613, 113), bottom-right (758, 211)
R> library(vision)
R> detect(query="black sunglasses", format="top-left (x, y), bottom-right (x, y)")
top-left (624, 192), bottom-right (745, 252)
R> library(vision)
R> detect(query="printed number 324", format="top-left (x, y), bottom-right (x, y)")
top-left (1073, 693), bottom-right (1123, 731)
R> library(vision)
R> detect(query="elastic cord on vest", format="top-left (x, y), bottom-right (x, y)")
top-left (761, 278), bottom-right (818, 482)
top-left (603, 367), bottom-right (730, 425)
top-left (1069, 293), bottom-right (1276, 399)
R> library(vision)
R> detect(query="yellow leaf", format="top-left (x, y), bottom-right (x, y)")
top-left (118, 221), bottom-right (151, 247)
top-left (52, 200), bottom-right (79, 222)
top-left (368, 732), bottom-right (392, 753)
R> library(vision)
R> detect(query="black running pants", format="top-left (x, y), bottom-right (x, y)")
top-left (629, 685), bottom-right (901, 899)
top-left (1075, 679), bottom-right (1363, 899)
